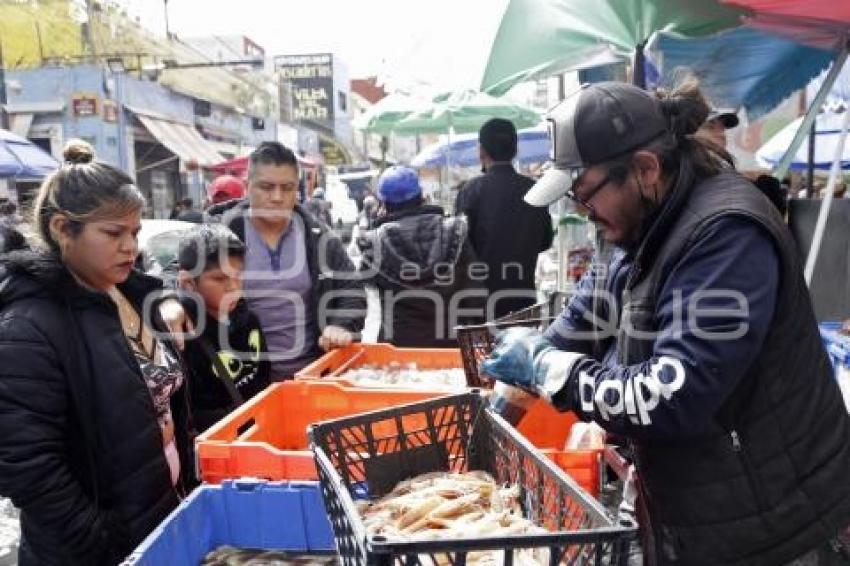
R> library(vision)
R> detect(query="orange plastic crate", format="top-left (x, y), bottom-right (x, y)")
top-left (196, 380), bottom-right (444, 483)
top-left (294, 343), bottom-right (464, 387)
top-left (520, 401), bottom-right (601, 496)
top-left (195, 378), bottom-right (601, 494)
top-left (294, 344), bottom-right (601, 491)
top-left (204, 346), bottom-right (601, 492)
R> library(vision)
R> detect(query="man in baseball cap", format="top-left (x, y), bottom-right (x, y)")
top-left (526, 82), bottom-right (673, 247)
top-left (698, 108), bottom-right (739, 149)
top-left (526, 82), bottom-right (670, 209)
top-left (483, 80), bottom-right (850, 565)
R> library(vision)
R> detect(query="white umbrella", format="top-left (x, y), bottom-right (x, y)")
top-left (756, 111), bottom-right (850, 171)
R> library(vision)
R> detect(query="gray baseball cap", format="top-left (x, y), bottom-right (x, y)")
top-left (707, 108), bottom-right (739, 129)
top-left (526, 82), bottom-right (669, 207)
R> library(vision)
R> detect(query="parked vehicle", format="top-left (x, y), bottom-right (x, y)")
top-left (135, 219), bottom-right (196, 284)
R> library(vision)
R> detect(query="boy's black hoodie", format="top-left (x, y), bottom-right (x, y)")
top-left (181, 297), bottom-right (270, 432)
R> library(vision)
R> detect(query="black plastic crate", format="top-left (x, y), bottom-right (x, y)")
top-left (309, 392), bottom-right (636, 565)
top-left (456, 293), bottom-right (569, 388)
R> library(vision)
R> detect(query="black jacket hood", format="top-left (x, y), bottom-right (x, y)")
top-left (0, 249), bottom-right (79, 308)
top-left (0, 249), bottom-right (164, 310)
top-left (359, 205), bottom-right (468, 287)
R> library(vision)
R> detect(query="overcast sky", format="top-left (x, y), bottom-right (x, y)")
top-left (122, 0), bottom-right (510, 92)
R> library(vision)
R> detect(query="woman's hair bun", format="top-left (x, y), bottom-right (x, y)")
top-left (62, 139), bottom-right (95, 165)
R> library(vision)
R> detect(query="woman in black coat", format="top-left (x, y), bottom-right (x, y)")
top-left (0, 140), bottom-right (193, 565)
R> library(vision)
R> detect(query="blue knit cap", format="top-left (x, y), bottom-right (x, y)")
top-left (377, 166), bottom-right (422, 204)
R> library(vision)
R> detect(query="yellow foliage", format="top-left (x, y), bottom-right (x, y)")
top-left (0, 0), bottom-right (84, 67)
top-left (0, 1), bottom-right (272, 111)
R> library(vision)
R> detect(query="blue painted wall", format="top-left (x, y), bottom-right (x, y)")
top-left (8, 65), bottom-right (123, 165)
top-left (8, 65), bottom-right (277, 170)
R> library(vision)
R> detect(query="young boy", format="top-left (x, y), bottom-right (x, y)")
top-left (177, 224), bottom-right (270, 432)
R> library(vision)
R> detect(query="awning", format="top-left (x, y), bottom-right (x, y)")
top-left (128, 106), bottom-right (223, 167)
top-left (0, 128), bottom-right (59, 179)
top-left (722, 0), bottom-right (850, 51)
top-left (8, 113), bottom-right (34, 138)
top-left (3, 101), bottom-right (65, 114)
top-left (3, 100), bottom-right (65, 138)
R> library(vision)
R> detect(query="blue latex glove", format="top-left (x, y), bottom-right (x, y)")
top-left (482, 326), bottom-right (586, 401)
top-left (481, 327), bottom-right (552, 390)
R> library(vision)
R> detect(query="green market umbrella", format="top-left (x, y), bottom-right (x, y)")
top-left (481, 0), bottom-right (747, 94)
top-left (392, 89), bottom-right (541, 135)
top-left (391, 89), bottom-right (541, 202)
top-left (351, 91), bottom-right (431, 135)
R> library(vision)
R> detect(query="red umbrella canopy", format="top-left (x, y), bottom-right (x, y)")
top-left (208, 154), bottom-right (318, 178)
top-left (722, 0), bottom-right (850, 49)
top-left (208, 156), bottom-right (249, 177)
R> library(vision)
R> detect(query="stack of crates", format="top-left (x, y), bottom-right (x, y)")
top-left (130, 302), bottom-right (613, 561)
top-left (197, 345), bottom-right (604, 496)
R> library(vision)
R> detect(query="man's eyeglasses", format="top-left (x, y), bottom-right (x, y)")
top-left (565, 173), bottom-right (611, 212)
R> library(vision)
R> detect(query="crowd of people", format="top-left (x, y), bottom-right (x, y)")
top-left (0, 117), bottom-right (550, 564)
top-left (0, 78), bottom-right (848, 566)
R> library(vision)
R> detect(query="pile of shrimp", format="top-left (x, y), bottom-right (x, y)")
top-left (338, 363), bottom-right (466, 389)
top-left (356, 471), bottom-right (550, 565)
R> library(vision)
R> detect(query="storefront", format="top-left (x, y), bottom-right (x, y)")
top-left (128, 107), bottom-right (223, 217)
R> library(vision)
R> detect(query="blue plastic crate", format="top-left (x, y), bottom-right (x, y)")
top-left (819, 322), bottom-right (850, 371)
top-left (123, 479), bottom-right (335, 566)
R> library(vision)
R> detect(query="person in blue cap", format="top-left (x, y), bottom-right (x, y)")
top-left (357, 166), bottom-right (482, 347)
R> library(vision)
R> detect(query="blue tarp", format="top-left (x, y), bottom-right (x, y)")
top-left (0, 129), bottom-right (58, 179)
top-left (651, 26), bottom-right (834, 120)
top-left (411, 128), bottom-right (550, 168)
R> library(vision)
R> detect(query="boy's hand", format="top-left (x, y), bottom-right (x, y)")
top-left (159, 298), bottom-right (195, 350)
top-left (319, 325), bottom-right (355, 351)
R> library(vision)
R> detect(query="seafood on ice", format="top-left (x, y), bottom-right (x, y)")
top-left (357, 471), bottom-right (549, 565)
top-left (338, 363), bottom-right (466, 389)
top-left (200, 545), bottom-right (338, 565)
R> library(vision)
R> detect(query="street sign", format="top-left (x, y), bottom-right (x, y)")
top-left (274, 54), bottom-right (335, 132)
top-left (103, 100), bottom-right (117, 123)
top-left (71, 93), bottom-right (99, 118)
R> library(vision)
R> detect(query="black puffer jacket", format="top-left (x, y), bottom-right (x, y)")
top-left (618, 173), bottom-right (850, 565)
top-left (0, 251), bottom-right (190, 565)
top-left (357, 205), bottom-right (483, 347)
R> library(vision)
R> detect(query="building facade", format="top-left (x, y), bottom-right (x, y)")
top-left (6, 64), bottom-right (277, 217)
